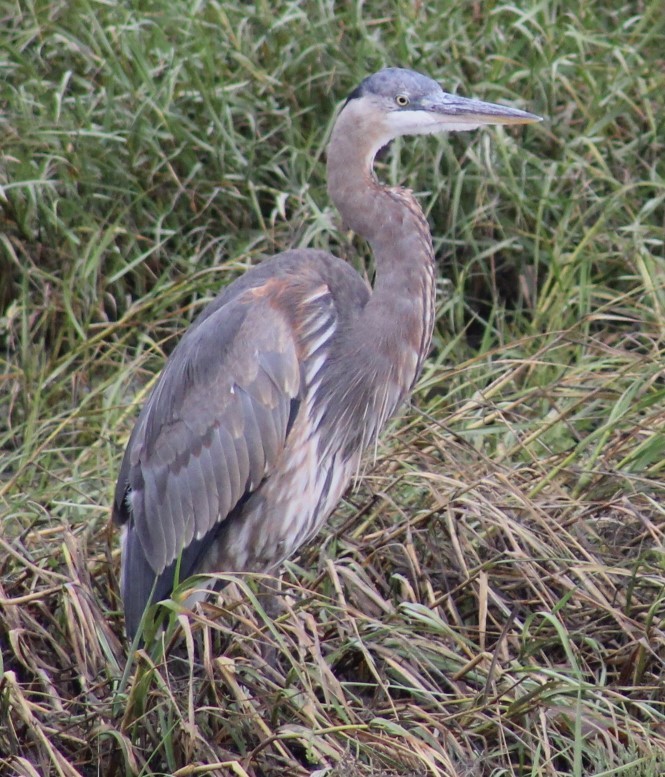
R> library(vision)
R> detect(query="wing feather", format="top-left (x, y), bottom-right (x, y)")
top-left (184, 453), bottom-right (209, 538)
top-left (195, 444), bottom-right (220, 537)
top-left (251, 396), bottom-right (280, 466)
top-left (237, 387), bottom-right (266, 490)
top-left (113, 290), bottom-right (303, 586)
top-left (138, 466), bottom-right (168, 570)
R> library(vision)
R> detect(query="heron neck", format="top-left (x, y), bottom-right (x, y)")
top-left (326, 112), bottom-right (436, 280)
top-left (327, 120), bottom-right (436, 392)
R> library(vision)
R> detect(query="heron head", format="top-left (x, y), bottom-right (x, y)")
top-left (342, 67), bottom-right (541, 159)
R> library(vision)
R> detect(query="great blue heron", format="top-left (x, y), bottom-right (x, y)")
top-left (114, 67), bottom-right (540, 638)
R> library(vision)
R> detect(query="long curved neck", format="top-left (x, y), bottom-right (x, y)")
top-left (326, 105), bottom-right (436, 394)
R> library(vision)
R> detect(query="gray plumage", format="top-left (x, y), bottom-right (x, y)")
top-left (113, 67), bottom-right (540, 638)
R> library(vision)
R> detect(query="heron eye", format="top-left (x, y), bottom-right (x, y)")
top-left (395, 94), bottom-right (409, 107)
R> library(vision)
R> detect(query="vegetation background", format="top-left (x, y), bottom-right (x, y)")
top-left (1, 0), bottom-right (664, 775)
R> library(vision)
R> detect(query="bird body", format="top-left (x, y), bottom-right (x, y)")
top-left (114, 68), bottom-right (540, 638)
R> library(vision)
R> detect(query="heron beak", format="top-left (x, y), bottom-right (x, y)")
top-left (428, 93), bottom-right (542, 129)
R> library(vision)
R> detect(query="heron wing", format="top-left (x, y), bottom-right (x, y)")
top-left (113, 288), bottom-right (302, 581)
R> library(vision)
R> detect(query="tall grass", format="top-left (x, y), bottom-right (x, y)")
top-left (1, 1), bottom-right (664, 775)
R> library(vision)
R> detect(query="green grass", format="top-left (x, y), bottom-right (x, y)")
top-left (1, 0), bottom-right (664, 774)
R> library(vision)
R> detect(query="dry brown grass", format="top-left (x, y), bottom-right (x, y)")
top-left (2, 323), bottom-right (664, 775)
